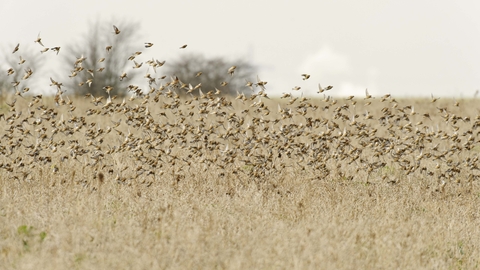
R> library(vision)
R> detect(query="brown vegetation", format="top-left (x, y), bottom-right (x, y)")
top-left (0, 26), bottom-right (479, 269)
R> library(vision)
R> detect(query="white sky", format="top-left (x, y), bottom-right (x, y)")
top-left (1, 0), bottom-right (480, 97)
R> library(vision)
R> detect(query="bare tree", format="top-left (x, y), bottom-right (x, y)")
top-left (60, 19), bottom-right (142, 97)
top-left (164, 53), bottom-right (258, 96)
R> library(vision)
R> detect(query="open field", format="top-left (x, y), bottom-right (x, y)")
top-left (1, 89), bottom-right (480, 269)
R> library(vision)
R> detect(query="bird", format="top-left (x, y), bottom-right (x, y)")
top-left (133, 61), bottom-right (143, 69)
top-left (245, 80), bottom-right (253, 90)
top-left (51, 47), bottom-right (61, 55)
top-left (228, 66), bottom-right (236, 76)
top-left (365, 89), bottom-right (372, 99)
top-left (145, 42), bottom-right (154, 48)
top-left (301, 74), bottom-right (310, 80)
top-left (12, 43), bottom-right (19, 54)
top-left (113, 25), bottom-right (121, 35)
top-left (179, 44), bottom-right (188, 49)
top-left (255, 75), bottom-right (267, 90)
top-left (34, 33), bottom-right (44, 47)
top-left (18, 56), bottom-right (25, 65)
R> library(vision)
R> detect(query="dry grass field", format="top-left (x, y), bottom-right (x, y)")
top-left (1, 30), bottom-right (480, 269)
top-left (0, 92), bottom-right (479, 269)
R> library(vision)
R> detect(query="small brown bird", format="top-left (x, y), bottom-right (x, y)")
top-left (228, 66), bottom-right (236, 76)
top-left (365, 88), bottom-right (372, 99)
top-left (245, 79), bottom-right (253, 90)
top-left (12, 43), bottom-right (19, 54)
top-left (301, 74), bottom-right (310, 80)
top-left (179, 44), bottom-right (188, 49)
top-left (18, 56), bottom-right (25, 65)
top-left (133, 61), bottom-right (143, 69)
top-left (51, 47), bottom-right (61, 55)
top-left (103, 86), bottom-right (113, 95)
top-left (113, 25), bottom-right (121, 35)
top-left (34, 33), bottom-right (44, 47)
top-left (145, 42), bottom-right (154, 48)
top-left (106, 46), bottom-right (113, 53)
top-left (317, 83), bottom-right (325, 93)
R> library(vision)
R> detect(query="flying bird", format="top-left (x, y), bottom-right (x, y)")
top-left (34, 33), bottom-right (44, 46)
top-left (51, 47), bottom-right (61, 55)
top-left (228, 66), bottom-right (236, 76)
top-left (365, 88), bottom-right (372, 99)
top-left (12, 43), bottom-right (19, 54)
top-left (113, 25), bottom-right (121, 35)
top-left (18, 56), bottom-right (25, 65)
top-left (179, 44), bottom-right (187, 49)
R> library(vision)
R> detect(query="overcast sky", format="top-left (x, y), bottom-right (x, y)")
top-left (1, 0), bottom-right (480, 97)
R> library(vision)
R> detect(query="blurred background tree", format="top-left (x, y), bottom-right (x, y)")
top-left (164, 53), bottom-right (258, 96)
top-left (60, 19), bottom-right (142, 97)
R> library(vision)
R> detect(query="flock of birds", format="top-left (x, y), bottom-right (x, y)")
top-left (2, 26), bottom-right (480, 191)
